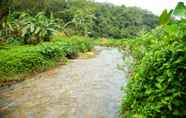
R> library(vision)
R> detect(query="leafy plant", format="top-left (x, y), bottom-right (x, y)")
top-left (160, 2), bottom-right (186, 25)
top-left (159, 9), bottom-right (173, 25)
top-left (173, 2), bottom-right (186, 17)
top-left (3, 0), bottom-right (159, 39)
top-left (120, 17), bottom-right (186, 118)
top-left (0, 12), bottom-right (59, 44)
top-left (20, 12), bottom-right (59, 44)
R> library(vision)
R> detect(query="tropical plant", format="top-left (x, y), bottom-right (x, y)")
top-left (159, 9), bottom-right (173, 25)
top-left (121, 2), bottom-right (186, 118)
top-left (5, 0), bottom-right (158, 39)
top-left (0, 12), bottom-right (59, 44)
top-left (20, 12), bottom-right (59, 44)
top-left (173, 2), bottom-right (186, 18)
top-left (160, 2), bottom-right (186, 25)
top-left (121, 21), bottom-right (186, 118)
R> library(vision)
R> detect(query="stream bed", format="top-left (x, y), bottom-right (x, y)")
top-left (0, 46), bottom-right (128, 118)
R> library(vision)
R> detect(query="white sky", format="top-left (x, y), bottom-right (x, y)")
top-left (95, 0), bottom-right (186, 15)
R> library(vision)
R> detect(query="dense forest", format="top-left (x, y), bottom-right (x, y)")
top-left (0, 0), bottom-right (158, 44)
top-left (0, 0), bottom-right (185, 118)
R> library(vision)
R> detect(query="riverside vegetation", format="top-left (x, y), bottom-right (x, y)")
top-left (121, 21), bottom-right (186, 118)
top-left (0, 35), bottom-right (94, 83)
top-left (0, 0), bottom-right (157, 83)
top-left (100, 3), bottom-right (186, 117)
top-left (0, 0), bottom-right (186, 118)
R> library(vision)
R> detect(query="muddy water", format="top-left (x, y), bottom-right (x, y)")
top-left (0, 46), bottom-right (127, 118)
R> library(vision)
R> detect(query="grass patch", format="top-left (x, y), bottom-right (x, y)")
top-left (0, 36), bottom-right (94, 84)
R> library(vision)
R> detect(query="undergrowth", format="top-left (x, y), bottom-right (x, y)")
top-left (0, 36), bottom-right (94, 83)
top-left (120, 21), bottom-right (186, 118)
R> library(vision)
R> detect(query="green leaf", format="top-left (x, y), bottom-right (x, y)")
top-left (159, 9), bottom-right (171, 25)
top-left (21, 26), bottom-right (29, 37)
top-left (30, 24), bottom-right (35, 33)
top-left (173, 2), bottom-right (186, 17)
top-left (34, 27), bottom-right (41, 34)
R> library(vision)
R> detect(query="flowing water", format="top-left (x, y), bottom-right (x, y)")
top-left (0, 46), bottom-right (128, 118)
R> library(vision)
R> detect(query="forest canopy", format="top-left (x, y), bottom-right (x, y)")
top-left (0, 0), bottom-right (158, 39)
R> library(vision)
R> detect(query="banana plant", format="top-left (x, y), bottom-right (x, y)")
top-left (20, 12), bottom-right (59, 44)
top-left (160, 2), bottom-right (186, 25)
top-left (173, 2), bottom-right (186, 18)
top-left (0, 12), bottom-right (21, 40)
top-left (0, 11), bottom-right (60, 44)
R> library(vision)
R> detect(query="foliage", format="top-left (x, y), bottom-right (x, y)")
top-left (90, 4), bottom-right (158, 38)
top-left (0, 12), bottom-right (59, 44)
top-left (0, 36), bottom-right (94, 82)
top-left (173, 2), bottom-right (186, 18)
top-left (120, 21), bottom-right (186, 118)
top-left (10, 0), bottom-right (48, 13)
top-left (159, 9), bottom-right (173, 25)
top-left (160, 2), bottom-right (186, 25)
top-left (96, 38), bottom-right (126, 47)
top-left (3, 0), bottom-right (158, 39)
top-left (0, 0), bottom-right (10, 21)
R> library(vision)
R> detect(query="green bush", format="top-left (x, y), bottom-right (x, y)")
top-left (71, 36), bottom-right (94, 52)
top-left (121, 22), bottom-right (186, 117)
top-left (54, 36), bottom-right (94, 58)
top-left (0, 36), bottom-right (94, 82)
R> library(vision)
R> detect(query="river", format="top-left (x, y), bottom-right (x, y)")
top-left (0, 46), bottom-right (128, 118)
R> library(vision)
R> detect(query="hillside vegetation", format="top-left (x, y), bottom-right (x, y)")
top-left (0, 0), bottom-right (158, 40)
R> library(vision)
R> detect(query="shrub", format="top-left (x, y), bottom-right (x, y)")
top-left (54, 36), bottom-right (94, 59)
top-left (0, 36), bottom-right (94, 82)
top-left (71, 36), bottom-right (94, 52)
top-left (121, 22), bottom-right (186, 117)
